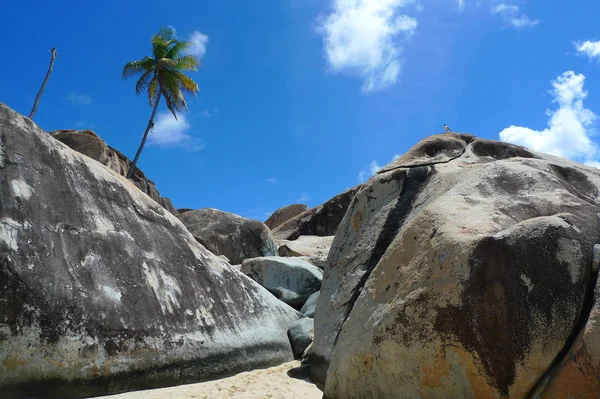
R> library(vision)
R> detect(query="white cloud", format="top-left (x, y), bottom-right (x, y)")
top-left (66, 92), bottom-right (92, 105)
top-left (509, 15), bottom-right (539, 28)
top-left (358, 160), bottom-right (382, 183)
top-left (491, 3), bottom-right (518, 14)
top-left (201, 107), bottom-right (219, 117)
top-left (297, 192), bottom-right (311, 202)
top-left (499, 71), bottom-right (597, 163)
top-left (186, 31), bottom-right (209, 59)
top-left (149, 112), bottom-right (204, 150)
top-left (317, 0), bottom-right (418, 93)
top-left (74, 120), bottom-right (95, 130)
top-left (265, 178), bottom-right (279, 184)
top-left (491, 2), bottom-right (539, 29)
top-left (574, 40), bottom-right (600, 61)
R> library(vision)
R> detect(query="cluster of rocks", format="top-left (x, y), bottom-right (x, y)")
top-left (173, 185), bottom-right (358, 365)
top-left (3, 101), bottom-right (600, 399)
top-left (0, 102), bottom-right (358, 398)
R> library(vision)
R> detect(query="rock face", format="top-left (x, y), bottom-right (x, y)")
top-left (265, 204), bottom-right (308, 230)
top-left (310, 133), bottom-right (600, 398)
top-left (177, 209), bottom-right (278, 265)
top-left (288, 318), bottom-right (315, 358)
top-left (241, 257), bottom-right (323, 309)
top-left (278, 235), bottom-right (334, 269)
top-left (0, 103), bottom-right (302, 399)
top-left (50, 129), bottom-right (177, 215)
top-left (271, 186), bottom-right (362, 240)
top-left (536, 245), bottom-right (600, 399)
top-left (300, 292), bottom-right (320, 318)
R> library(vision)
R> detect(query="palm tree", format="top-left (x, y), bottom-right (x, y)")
top-left (123, 27), bottom-right (200, 179)
top-left (29, 47), bottom-right (57, 120)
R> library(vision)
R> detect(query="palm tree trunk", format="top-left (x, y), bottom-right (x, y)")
top-left (126, 92), bottom-right (162, 179)
top-left (29, 48), bottom-right (57, 120)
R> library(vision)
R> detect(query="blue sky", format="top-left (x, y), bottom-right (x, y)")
top-left (2, 0), bottom-right (600, 220)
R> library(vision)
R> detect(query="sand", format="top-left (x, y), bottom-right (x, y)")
top-left (93, 361), bottom-right (322, 399)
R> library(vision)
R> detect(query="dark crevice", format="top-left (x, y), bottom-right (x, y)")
top-left (0, 341), bottom-right (291, 399)
top-left (330, 166), bottom-right (432, 351)
top-left (376, 151), bottom-right (465, 175)
top-left (376, 134), bottom-right (475, 175)
top-left (527, 244), bottom-right (600, 398)
top-left (378, 135), bottom-right (541, 176)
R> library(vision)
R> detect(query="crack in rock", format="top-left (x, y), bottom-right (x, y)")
top-left (527, 243), bottom-right (600, 398)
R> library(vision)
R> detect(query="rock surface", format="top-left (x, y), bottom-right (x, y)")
top-left (50, 129), bottom-right (177, 215)
top-left (177, 208), bottom-right (278, 265)
top-left (241, 257), bottom-right (323, 309)
top-left (535, 245), bottom-right (600, 398)
top-left (300, 292), bottom-right (320, 318)
top-left (0, 103), bottom-right (302, 399)
top-left (271, 186), bottom-right (362, 240)
top-left (265, 204), bottom-right (308, 230)
top-left (310, 133), bottom-right (600, 398)
top-left (278, 235), bottom-right (334, 269)
top-left (288, 318), bottom-right (315, 359)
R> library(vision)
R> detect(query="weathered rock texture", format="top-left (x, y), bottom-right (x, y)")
top-left (271, 186), bottom-right (362, 240)
top-left (50, 129), bottom-right (177, 215)
top-left (177, 209), bottom-right (278, 265)
top-left (241, 257), bottom-right (323, 309)
top-left (0, 103), bottom-right (302, 399)
top-left (300, 292), bottom-right (320, 318)
top-left (265, 204), bottom-right (308, 230)
top-left (278, 235), bottom-right (334, 269)
top-left (535, 245), bottom-right (600, 399)
top-left (310, 133), bottom-right (600, 398)
top-left (288, 318), bottom-right (315, 358)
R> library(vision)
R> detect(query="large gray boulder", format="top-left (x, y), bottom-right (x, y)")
top-left (241, 257), bottom-right (323, 309)
top-left (177, 208), bottom-right (278, 265)
top-left (0, 103), bottom-right (302, 399)
top-left (309, 133), bottom-right (600, 398)
top-left (50, 129), bottom-right (177, 215)
top-left (271, 186), bottom-right (362, 240)
top-left (278, 235), bottom-right (334, 269)
top-left (265, 204), bottom-right (308, 230)
top-left (288, 318), bottom-right (315, 358)
top-left (300, 292), bottom-right (320, 318)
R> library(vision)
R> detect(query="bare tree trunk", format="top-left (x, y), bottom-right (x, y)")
top-left (29, 48), bottom-right (57, 120)
top-left (126, 92), bottom-right (162, 179)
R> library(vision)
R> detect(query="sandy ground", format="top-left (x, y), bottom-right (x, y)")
top-left (94, 361), bottom-right (322, 399)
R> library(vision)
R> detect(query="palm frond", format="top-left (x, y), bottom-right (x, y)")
top-left (156, 58), bottom-right (178, 71)
top-left (161, 88), bottom-right (180, 119)
top-left (165, 40), bottom-right (192, 60)
top-left (175, 55), bottom-right (200, 72)
top-left (174, 71), bottom-right (199, 96)
top-left (122, 57), bottom-right (154, 79)
top-left (135, 70), bottom-right (154, 95)
top-left (156, 26), bottom-right (175, 41)
top-left (125, 26), bottom-right (201, 118)
top-left (147, 76), bottom-right (159, 106)
top-left (160, 72), bottom-right (188, 116)
top-left (151, 33), bottom-right (171, 60)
